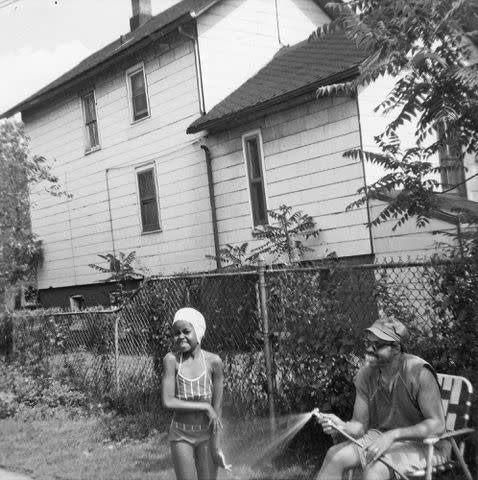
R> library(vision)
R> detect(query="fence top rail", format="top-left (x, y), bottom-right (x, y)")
top-left (265, 259), bottom-right (463, 274)
top-left (149, 269), bottom-right (259, 281)
top-left (36, 309), bottom-right (118, 317)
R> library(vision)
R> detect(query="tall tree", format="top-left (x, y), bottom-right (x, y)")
top-left (313, 0), bottom-right (478, 228)
top-left (0, 119), bottom-right (65, 307)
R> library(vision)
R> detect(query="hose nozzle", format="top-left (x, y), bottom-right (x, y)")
top-left (312, 407), bottom-right (321, 418)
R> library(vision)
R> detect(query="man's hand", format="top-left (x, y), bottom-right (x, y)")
top-left (316, 412), bottom-right (346, 436)
top-left (364, 430), bottom-right (397, 464)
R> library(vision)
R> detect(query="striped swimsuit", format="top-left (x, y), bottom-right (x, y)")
top-left (169, 351), bottom-right (213, 444)
top-left (176, 351), bottom-right (213, 403)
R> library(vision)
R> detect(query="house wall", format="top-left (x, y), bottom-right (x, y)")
top-left (357, 74), bottom-right (478, 202)
top-left (196, 0), bottom-right (329, 111)
top-left (206, 95), bottom-right (373, 260)
top-left (369, 199), bottom-right (458, 260)
top-left (23, 32), bottom-right (216, 291)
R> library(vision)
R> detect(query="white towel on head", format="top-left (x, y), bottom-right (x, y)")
top-left (173, 307), bottom-right (206, 343)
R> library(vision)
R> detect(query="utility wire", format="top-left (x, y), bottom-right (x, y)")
top-left (0, 0), bottom-right (20, 9)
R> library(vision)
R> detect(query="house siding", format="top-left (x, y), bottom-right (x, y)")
top-left (357, 75), bottom-right (478, 202)
top-left (369, 200), bottom-right (457, 260)
top-left (23, 32), bottom-right (216, 290)
top-left (206, 95), bottom-right (373, 260)
top-left (196, 0), bottom-right (329, 111)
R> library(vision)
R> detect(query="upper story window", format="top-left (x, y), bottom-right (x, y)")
top-left (81, 91), bottom-right (100, 152)
top-left (136, 165), bottom-right (160, 233)
top-left (438, 126), bottom-right (467, 198)
top-left (126, 64), bottom-right (150, 122)
top-left (242, 130), bottom-right (269, 227)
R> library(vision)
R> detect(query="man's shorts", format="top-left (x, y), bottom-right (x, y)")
top-left (356, 429), bottom-right (451, 476)
top-left (168, 420), bottom-right (212, 446)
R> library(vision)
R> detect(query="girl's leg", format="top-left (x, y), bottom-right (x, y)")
top-left (170, 441), bottom-right (197, 480)
top-left (195, 441), bottom-right (218, 480)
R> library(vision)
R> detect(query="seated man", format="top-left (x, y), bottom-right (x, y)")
top-left (316, 316), bottom-right (451, 480)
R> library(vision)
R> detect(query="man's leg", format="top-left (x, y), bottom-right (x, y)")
top-left (316, 441), bottom-right (361, 480)
top-left (363, 461), bottom-right (392, 480)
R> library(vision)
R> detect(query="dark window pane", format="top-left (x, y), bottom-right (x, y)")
top-left (246, 138), bottom-right (261, 179)
top-left (133, 93), bottom-right (148, 119)
top-left (83, 94), bottom-right (96, 123)
top-left (86, 122), bottom-right (99, 148)
top-left (131, 71), bottom-right (145, 96)
top-left (250, 182), bottom-right (267, 225)
top-left (141, 199), bottom-right (159, 231)
top-left (137, 169), bottom-right (159, 231)
top-left (138, 170), bottom-right (156, 198)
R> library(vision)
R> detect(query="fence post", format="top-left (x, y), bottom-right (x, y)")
top-left (257, 258), bottom-right (276, 434)
top-left (114, 313), bottom-right (119, 394)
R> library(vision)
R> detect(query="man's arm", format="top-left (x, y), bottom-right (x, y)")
top-left (365, 366), bottom-right (445, 463)
top-left (319, 392), bottom-right (369, 439)
top-left (391, 367), bottom-right (445, 440)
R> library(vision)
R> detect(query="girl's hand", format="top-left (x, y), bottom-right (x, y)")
top-left (211, 448), bottom-right (232, 470)
top-left (206, 406), bottom-right (223, 433)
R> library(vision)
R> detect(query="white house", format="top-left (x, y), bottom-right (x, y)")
top-left (2, 0), bottom-right (477, 307)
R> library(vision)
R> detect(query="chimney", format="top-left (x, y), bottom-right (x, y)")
top-left (130, 0), bottom-right (152, 31)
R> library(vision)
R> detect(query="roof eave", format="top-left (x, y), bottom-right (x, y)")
top-left (1, 2), bottom-right (222, 119)
top-left (186, 65), bottom-right (360, 134)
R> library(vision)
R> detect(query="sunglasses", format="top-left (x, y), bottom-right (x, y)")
top-left (364, 339), bottom-right (395, 351)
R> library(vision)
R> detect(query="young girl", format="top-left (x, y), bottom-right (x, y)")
top-left (162, 307), bottom-right (227, 480)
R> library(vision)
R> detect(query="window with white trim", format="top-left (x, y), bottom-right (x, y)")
top-left (242, 131), bottom-right (269, 227)
top-left (81, 91), bottom-right (100, 151)
top-left (136, 165), bottom-right (160, 232)
top-left (127, 64), bottom-right (150, 122)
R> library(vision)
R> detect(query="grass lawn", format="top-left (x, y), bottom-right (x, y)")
top-left (0, 414), bottom-right (315, 480)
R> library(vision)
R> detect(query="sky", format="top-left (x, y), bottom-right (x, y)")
top-left (0, 0), bottom-right (179, 115)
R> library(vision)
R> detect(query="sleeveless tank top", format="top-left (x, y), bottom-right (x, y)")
top-left (175, 351), bottom-right (213, 403)
top-left (354, 353), bottom-right (440, 431)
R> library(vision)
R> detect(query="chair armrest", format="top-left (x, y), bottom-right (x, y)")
top-left (423, 428), bottom-right (474, 444)
top-left (437, 428), bottom-right (474, 440)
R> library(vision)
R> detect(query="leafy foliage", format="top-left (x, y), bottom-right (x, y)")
top-left (344, 137), bottom-right (447, 229)
top-left (88, 251), bottom-right (145, 305)
top-left (206, 243), bottom-right (254, 270)
top-left (206, 205), bottom-right (321, 267)
top-left (0, 119), bottom-right (67, 285)
top-left (312, 0), bottom-right (478, 227)
top-left (251, 205), bottom-right (320, 263)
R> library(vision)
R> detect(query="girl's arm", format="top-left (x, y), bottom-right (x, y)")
top-left (210, 354), bottom-right (224, 449)
top-left (161, 353), bottom-right (215, 416)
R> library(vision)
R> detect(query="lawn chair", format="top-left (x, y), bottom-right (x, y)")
top-left (406, 373), bottom-right (474, 480)
top-left (344, 373), bottom-right (474, 480)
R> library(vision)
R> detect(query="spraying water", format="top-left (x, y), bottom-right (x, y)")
top-left (219, 410), bottom-right (318, 476)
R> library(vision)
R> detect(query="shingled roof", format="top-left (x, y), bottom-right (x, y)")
top-left (1, 0), bottom-right (221, 118)
top-left (186, 31), bottom-right (368, 134)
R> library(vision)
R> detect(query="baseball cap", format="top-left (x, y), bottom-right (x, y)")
top-left (365, 316), bottom-right (407, 342)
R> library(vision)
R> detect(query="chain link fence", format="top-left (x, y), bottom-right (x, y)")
top-left (6, 257), bottom-right (477, 421)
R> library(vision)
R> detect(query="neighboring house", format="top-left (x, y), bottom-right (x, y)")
top-left (2, 0), bottom-right (477, 307)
